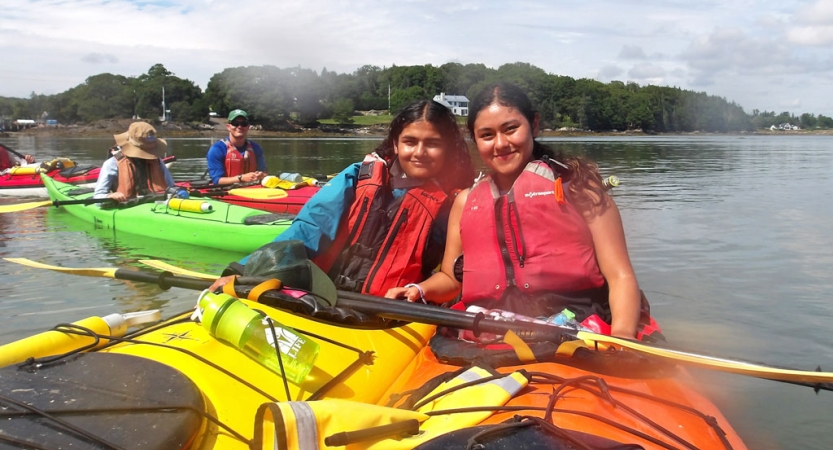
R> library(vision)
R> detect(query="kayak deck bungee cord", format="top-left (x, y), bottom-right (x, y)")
top-left (0, 295), bottom-right (436, 449)
top-left (4, 258), bottom-right (833, 448)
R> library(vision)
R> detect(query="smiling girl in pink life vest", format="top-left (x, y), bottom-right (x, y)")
top-left (386, 83), bottom-right (643, 339)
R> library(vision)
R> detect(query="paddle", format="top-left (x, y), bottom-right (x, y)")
top-left (226, 188), bottom-right (288, 199)
top-left (184, 186), bottom-right (288, 201)
top-left (177, 181), bottom-right (284, 200)
top-left (0, 142), bottom-right (29, 161)
top-left (5, 257), bottom-right (833, 391)
top-left (0, 197), bottom-right (116, 214)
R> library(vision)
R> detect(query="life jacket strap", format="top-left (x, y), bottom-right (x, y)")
top-left (503, 330), bottom-right (538, 363)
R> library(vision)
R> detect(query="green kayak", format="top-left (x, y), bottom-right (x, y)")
top-left (41, 173), bottom-right (292, 253)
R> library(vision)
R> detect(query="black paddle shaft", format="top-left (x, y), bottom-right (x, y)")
top-left (98, 267), bottom-right (833, 392)
top-left (110, 268), bottom-right (574, 343)
top-left (53, 198), bottom-right (117, 207)
top-left (0, 143), bottom-right (27, 160)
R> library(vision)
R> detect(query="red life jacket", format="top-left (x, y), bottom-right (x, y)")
top-left (223, 139), bottom-right (256, 178)
top-left (113, 151), bottom-right (168, 198)
top-left (460, 160), bottom-right (605, 305)
top-left (0, 148), bottom-right (15, 171)
top-left (314, 154), bottom-right (450, 296)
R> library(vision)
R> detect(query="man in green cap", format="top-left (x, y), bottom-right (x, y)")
top-left (206, 109), bottom-right (267, 186)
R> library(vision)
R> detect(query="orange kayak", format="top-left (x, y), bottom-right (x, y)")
top-left (373, 346), bottom-right (748, 450)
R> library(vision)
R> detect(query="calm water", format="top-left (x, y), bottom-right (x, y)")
top-left (2, 133), bottom-right (832, 449)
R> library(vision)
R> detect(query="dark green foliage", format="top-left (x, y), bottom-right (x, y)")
top-left (3, 62), bottom-right (830, 132)
top-left (332, 98), bottom-right (355, 125)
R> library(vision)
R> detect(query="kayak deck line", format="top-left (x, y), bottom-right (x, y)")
top-left (8, 256), bottom-right (833, 390)
top-left (1, 298), bottom-right (430, 449)
top-left (1, 302), bottom-right (747, 450)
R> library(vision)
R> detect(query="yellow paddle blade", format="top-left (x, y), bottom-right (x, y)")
top-left (0, 200), bottom-right (53, 214)
top-left (138, 260), bottom-right (216, 280)
top-left (3, 257), bottom-right (117, 278)
top-left (575, 330), bottom-right (833, 384)
top-left (227, 188), bottom-right (288, 200)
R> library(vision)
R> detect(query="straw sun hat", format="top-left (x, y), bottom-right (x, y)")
top-left (113, 122), bottom-right (168, 159)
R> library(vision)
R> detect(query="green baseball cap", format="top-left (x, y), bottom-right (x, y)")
top-left (228, 109), bottom-right (248, 122)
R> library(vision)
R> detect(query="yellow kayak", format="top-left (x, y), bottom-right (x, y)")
top-left (7, 258), bottom-right (829, 449)
top-left (0, 296), bottom-right (435, 449)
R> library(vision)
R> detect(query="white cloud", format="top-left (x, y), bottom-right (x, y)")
top-left (628, 63), bottom-right (666, 85)
top-left (598, 65), bottom-right (625, 80)
top-left (787, 0), bottom-right (833, 44)
top-left (619, 45), bottom-right (648, 60)
top-left (1, 0), bottom-right (832, 116)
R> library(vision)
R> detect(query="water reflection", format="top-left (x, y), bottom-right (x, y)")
top-left (2, 134), bottom-right (833, 449)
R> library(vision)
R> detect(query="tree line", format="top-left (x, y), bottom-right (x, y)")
top-left (2, 62), bottom-right (831, 132)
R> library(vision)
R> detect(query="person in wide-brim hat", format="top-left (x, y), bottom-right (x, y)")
top-left (93, 122), bottom-right (175, 201)
top-left (113, 122), bottom-right (168, 159)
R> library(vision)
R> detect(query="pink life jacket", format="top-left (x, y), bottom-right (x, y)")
top-left (460, 160), bottom-right (605, 305)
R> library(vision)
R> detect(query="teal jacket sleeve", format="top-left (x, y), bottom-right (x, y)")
top-left (239, 162), bottom-right (360, 264)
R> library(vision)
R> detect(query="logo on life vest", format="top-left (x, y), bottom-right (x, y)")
top-left (419, 191), bottom-right (442, 203)
top-left (524, 190), bottom-right (554, 198)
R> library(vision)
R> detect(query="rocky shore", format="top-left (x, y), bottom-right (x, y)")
top-left (7, 118), bottom-right (832, 139)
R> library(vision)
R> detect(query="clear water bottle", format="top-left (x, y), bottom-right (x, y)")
top-left (278, 172), bottom-right (305, 183)
top-left (197, 291), bottom-right (319, 384)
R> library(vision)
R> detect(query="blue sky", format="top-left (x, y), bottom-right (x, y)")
top-left (2, 0), bottom-right (832, 116)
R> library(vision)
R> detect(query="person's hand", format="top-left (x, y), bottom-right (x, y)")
top-left (384, 285), bottom-right (423, 302)
top-left (239, 172), bottom-right (262, 183)
top-left (24, 155), bottom-right (35, 164)
top-left (253, 171), bottom-right (266, 181)
top-left (208, 275), bottom-right (236, 293)
top-left (107, 192), bottom-right (127, 202)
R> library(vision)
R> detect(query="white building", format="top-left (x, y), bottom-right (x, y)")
top-left (770, 123), bottom-right (800, 131)
top-left (433, 93), bottom-right (469, 116)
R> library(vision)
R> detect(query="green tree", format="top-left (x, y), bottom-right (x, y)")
top-left (134, 64), bottom-right (204, 122)
top-left (817, 115), bottom-right (833, 128)
top-left (74, 73), bottom-right (134, 122)
top-left (390, 86), bottom-right (427, 113)
top-left (800, 113), bottom-right (817, 129)
top-left (332, 98), bottom-right (355, 125)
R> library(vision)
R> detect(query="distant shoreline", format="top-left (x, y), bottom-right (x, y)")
top-left (5, 119), bottom-right (832, 139)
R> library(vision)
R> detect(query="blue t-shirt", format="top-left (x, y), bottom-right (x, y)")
top-left (206, 139), bottom-right (267, 184)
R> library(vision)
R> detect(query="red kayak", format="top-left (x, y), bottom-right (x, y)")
top-left (0, 161), bottom-right (100, 197)
top-left (1, 156), bottom-right (177, 198)
top-left (179, 178), bottom-right (321, 215)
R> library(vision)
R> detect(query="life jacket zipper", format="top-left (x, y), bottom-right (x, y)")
top-left (364, 207), bottom-right (408, 292)
top-left (346, 197), bottom-right (370, 245)
top-left (494, 198), bottom-right (516, 287)
top-left (508, 197), bottom-right (527, 268)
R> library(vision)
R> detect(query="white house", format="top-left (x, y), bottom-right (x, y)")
top-left (433, 93), bottom-right (469, 116)
top-left (770, 123), bottom-right (800, 131)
